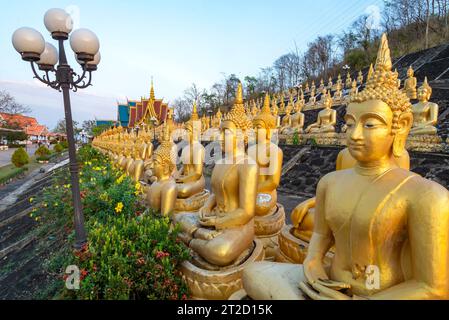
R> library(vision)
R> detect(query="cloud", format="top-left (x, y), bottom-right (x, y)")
top-left (0, 79), bottom-right (118, 129)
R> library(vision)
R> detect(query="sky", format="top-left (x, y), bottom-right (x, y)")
top-left (0, 0), bottom-right (384, 129)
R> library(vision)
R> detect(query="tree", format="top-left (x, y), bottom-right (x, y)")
top-left (92, 124), bottom-right (110, 137)
top-left (82, 120), bottom-right (96, 136)
top-left (0, 91), bottom-right (32, 115)
top-left (53, 119), bottom-right (81, 135)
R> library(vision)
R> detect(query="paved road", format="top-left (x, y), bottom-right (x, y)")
top-left (0, 145), bottom-right (39, 167)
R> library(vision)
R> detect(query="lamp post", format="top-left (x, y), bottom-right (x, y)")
top-left (150, 116), bottom-right (157, 141)
top-left (12, 8), bottom-right (101, 250)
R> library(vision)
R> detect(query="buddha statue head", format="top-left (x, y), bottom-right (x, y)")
top-left (220, 82), bottom-right (252, 155)
top-left (184, 101), bottom-right (201, 143)
top-left (153, 125), bottom-right (176, 180)
top-left (347, 33), bottom-right (413, 162)
top-left (417, 77), bottom-right (432, 102)
top-left (407, 65), bottom-right (414, 78)
top-left (253, 93), bottom-right (276, 143)
top-left (323, 90), bottom-right (332, 109)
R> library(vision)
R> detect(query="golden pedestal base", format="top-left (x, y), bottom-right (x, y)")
top-left (174, 190), bottom-right (210, 213)
top-left (276, 225), bottom-right (309, 264)
top-left (254, 204), bottom-right (285, 261)
top-left (406, 134), bottom-right (444, 152)
top-left (180, 240), bottom-right (265, 300)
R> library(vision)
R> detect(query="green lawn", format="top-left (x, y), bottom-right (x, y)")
top-left (0, 154), bottom-right (44, 184)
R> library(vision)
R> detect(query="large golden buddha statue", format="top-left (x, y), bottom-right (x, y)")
top-left (241, 34), bottom-right (449, 300)
top-left (145, 124), bottom-right (177, 217)
top-left (174, 102), bottom-right (209, 213)
top-left (404, 66), bottom-right (417, 100)
top-left (248, 93), bottom-right (284, 259)
top-left (173, 83), bottom-right (263, 300)
top-left (305, 91), bottom-right (336, 134)
top-left (409, 77), bottom-right (439, 136)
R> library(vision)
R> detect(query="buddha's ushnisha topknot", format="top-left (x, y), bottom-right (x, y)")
top-left (253, 93), bottom-right (276, 129)
top-left (222, 82), bottom-right (253, 131)
top-left (351, 33), bottom-right (412, 116)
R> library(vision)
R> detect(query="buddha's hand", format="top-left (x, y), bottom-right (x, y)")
top-left (199, 215), bottom-right (216, 227)
top-left (299, 281), bottom-right (352, 300)
top-left (291, 198), bottom-right (315, 227)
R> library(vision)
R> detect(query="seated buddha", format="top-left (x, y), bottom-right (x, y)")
top-left (173, 83), bottom-right (259, 266)
top-left (289, 94), bottom-right (305, 134)
top-left (305, 92), bottom-right (336, 134)
top-left (242, 34), bottom-right (449, 300)
top-left (333, 82), bottom-right (343, 103)
top-left (404, 66), bottom-right (417, 100)
top-left (409, 77), bottom-right (439, 136)
top-left (304, 82), bottom-right (310, 93)
top-left (145, 125), bottom-right (177, 217)
top-left (174, 103), bottom-right (208, 212)
top-left (127, 143), bottom-right (144, 182)
top-left (279, 96), bottom-right (294, 134)
top-left (271, 97), bottom-right (280, 128)
top-left (345, 72), bottom-right (352, 89)
top-left (319, 79), bottom-right (325, 91)
top-left (357, 70), bottom-right (363, 84)
top-left (248, 93), bottom-right (285, 259)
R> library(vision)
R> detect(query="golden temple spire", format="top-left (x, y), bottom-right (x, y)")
top-left (150, 78), bottom-right (155, 101)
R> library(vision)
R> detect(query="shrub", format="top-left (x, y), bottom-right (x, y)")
top-left (60, 141), bottom-right (68, 149)
top-left (36, 155), bottom-right (51, 162)
top-left (54, 143), bottom-right (64, 153)
top-left (292, 130), bottom-right (300, 145)
top-left (11, 147), bottom-right (29, 168)
top-left (35, 145), bottom-right (51, 157)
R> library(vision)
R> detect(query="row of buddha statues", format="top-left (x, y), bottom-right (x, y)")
top-left (92, 34), bottom-right (449, 300)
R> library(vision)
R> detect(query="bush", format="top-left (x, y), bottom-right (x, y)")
top-left (292, 130), bottom-right (300, 145)
top-left (54, 143), bottom-right (64, 153)
top-left (11, 147), bottom-right (29, 168)
top-left (36, 155), bottom-right (51, 162)
top-left (60, 141), bottom-right (68, 149)
top-left (35, 145), bottom-right (51, 157)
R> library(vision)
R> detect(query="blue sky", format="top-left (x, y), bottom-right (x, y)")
top-left (0, 0), bottom-right (383, 129)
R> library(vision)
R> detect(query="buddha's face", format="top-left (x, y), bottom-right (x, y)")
top-left (153, 155), bottom-right (165, 178)
top-left (220, 120), bottom-right (237, 154)
top-left (345, 99), bottom-right (395, 163)
top-left (407, 68), bottom-right (414, 77)
top-left (254, 121), bottom-right (270, 142)
top-left (417, 87), bottom-right (430, 102)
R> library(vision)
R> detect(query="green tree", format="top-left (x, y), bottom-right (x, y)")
top-left (11, 147), bottom-right (29, 168)
top-left (35, 145), bottom-right (51, 157)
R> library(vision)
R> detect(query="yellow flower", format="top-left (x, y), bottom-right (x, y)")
top-left (29, 197), bottom-right (34, 203)
top-left (116, 174), bottom-right (125, 184)
top-left (115, 202), bottom-right (124, 213)
top-left (43, 203), bottom-right (48, 208)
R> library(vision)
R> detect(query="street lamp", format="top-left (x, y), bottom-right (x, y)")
top-left (150, 116), bottom-right (157, 141)
top-left (12, 8), bottom-right (101, 250)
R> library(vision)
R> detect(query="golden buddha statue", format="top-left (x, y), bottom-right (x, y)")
top-left (279, 95), bottom-right (294, 134)
top-left (241, 33), bottom-right (449, 300)
top-left (250, 101), bottom-right (259, 119)
top-left (308, 83), bottom-right (317, 106)
top-left (305, 91), bottom-right (336, 134)
top-left (173, 83), bottom-right (263, 300)
top-left (174, 102), bottom-right (209, 213)
top-left (248, 93), bottom-right (285, 259)
top-left (409, 77), bottom-right (438, 136)
top-left (127, 141), bottom-right (145, 182)
top-left (213, 108), bottom-right (222, 128)
top-left (404, 66), bottom-right (417, 100)
top-left (345, 72), bottom-right (352, 89)
top-left (319, 78), bottom-right (325, 91)
top-left (333, 81), bottom-right (343, 104)
top-left (145, 124), bottom-right (177, 216)
top-left (271, 97), bottom-right (280, 128)
top-left (290, 93), bottom-right (305, 134)
top-left (279, 93), bottom-right (286, 115)
top-left (201, 114), bottom-right (209, 132)
top-left (305, 82), bottom-right (310, 93)
top-left (357, 70), bottom-right (363, 84)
